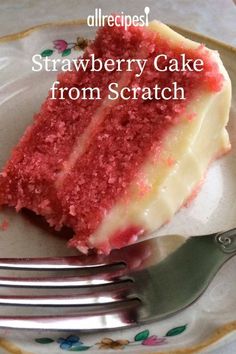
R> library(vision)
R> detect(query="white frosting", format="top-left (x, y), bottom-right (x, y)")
top-left (85, 21), bottom-right (232, 252)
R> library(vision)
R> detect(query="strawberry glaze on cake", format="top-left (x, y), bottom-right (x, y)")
top-left (0, 19), bottom-right (230, 254)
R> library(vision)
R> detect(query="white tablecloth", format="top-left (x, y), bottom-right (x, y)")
top-left (0, 1), bottom-right (235, 352)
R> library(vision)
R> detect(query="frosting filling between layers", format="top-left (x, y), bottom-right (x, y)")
top-left (87, 82), bottom-right (231, 253)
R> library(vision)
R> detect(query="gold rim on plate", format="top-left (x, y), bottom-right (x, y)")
top-left (1, 322), bottom-right (236, 354)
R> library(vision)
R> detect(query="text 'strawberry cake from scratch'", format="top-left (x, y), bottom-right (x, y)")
top-left (0, 20), bottom-right (232, 254)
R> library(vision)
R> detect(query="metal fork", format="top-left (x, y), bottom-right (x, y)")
top-left (0, 229), bottom-right (236, 331)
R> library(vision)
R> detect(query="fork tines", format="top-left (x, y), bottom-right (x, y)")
top-left (0, 256), bottom-right (140, 331)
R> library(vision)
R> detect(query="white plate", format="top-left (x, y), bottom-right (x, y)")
top-left (0, 20), bottom-right (236, 354)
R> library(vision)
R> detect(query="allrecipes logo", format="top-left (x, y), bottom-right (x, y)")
top-left (87, 7), bottom-right (150, 30)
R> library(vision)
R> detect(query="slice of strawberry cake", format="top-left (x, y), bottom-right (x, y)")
top-left (0, 20), bottom-right (231, 254)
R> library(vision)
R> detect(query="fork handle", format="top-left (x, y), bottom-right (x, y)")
top-left (215, 229), bottom-right (236, 254)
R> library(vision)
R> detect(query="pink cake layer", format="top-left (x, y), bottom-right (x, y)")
top-left (0, 21), bottom-right (224, 253)
top-left (0, 23), bottom-right (154, 227)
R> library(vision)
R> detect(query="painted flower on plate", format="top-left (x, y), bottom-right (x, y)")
top-left (142, 335), bottom-right (167, 346)
top-left (98, 337), bottom-right (130, 350)
top-left (57, 335), bottom-right (82, 350)
top-left (53, 39), bottom-right (68, 52)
